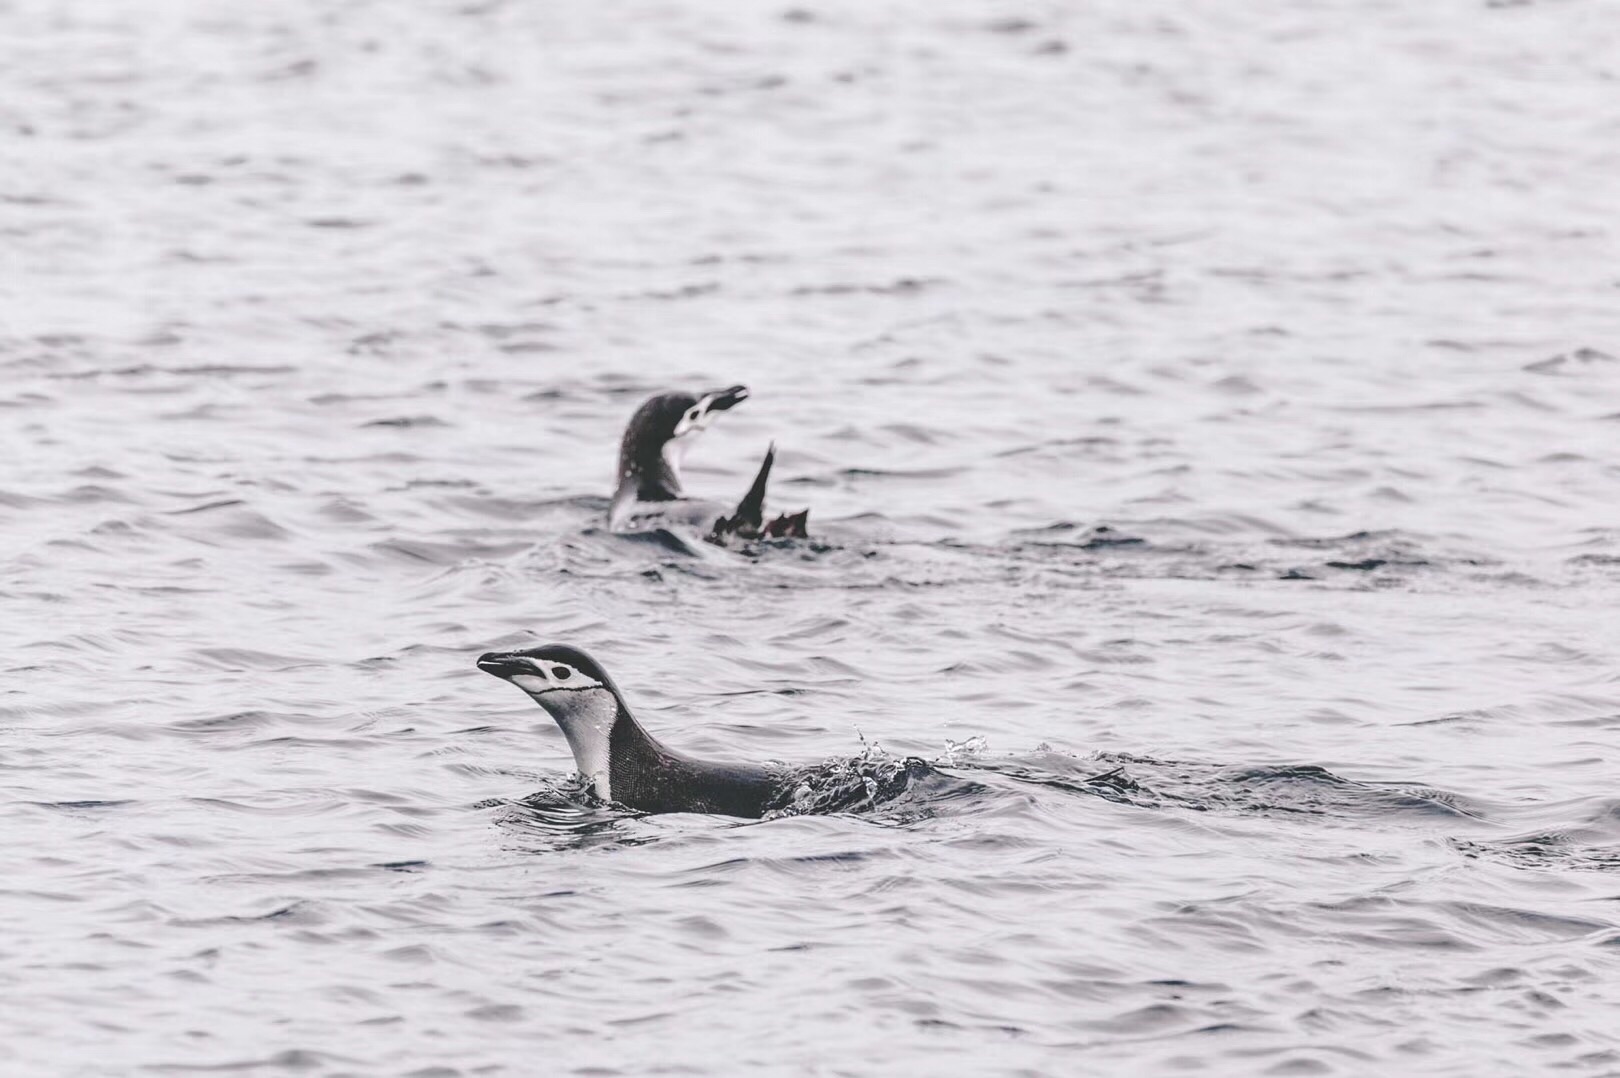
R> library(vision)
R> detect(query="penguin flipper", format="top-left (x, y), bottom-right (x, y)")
top-left (731, 441), bottom-right (775, 532)
top-left (708, 443), bottom-right (809, 542)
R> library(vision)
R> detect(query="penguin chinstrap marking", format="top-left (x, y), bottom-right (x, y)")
top-left (477, 644), bottom-right (786, 818)
top-left (607, 385), bottom-right (810, 541)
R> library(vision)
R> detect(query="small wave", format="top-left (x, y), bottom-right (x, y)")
top-left (490, 776), bottom-right (657, 851)
top-left (598, 526), bottom-right (705, 557)
top-left (764, 747), bottom-right (956, 820)
top-left (1452, 834), bottom-right (1620, 873)
top-left (953, 749), bottom-right (1488, 824)
top-left (1452, 796), bottom-right (1620, 872)
top-left (361, 415), bottom-right (450, 429)
top-left (1008, 522), bottom-right (1149, 550)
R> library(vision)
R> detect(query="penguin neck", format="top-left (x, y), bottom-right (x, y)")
top-left (545, 691), bottom-right (668, 803)
top-left (618, 428), bottom-right (685, 504)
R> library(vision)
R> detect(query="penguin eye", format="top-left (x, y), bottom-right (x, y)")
top-left (552, 667), bottom-right (572, 681)
top-left (686, 409), bottom-right (700, 424)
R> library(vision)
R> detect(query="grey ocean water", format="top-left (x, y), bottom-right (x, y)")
top-left (4, 1), bottom-right (1619, 1074)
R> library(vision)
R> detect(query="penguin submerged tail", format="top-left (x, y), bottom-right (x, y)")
top-left (708, 443), bottom-right (810, 542)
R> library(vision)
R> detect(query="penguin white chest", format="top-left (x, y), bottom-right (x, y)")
top-left (511, 679), bottom-right (618, 802)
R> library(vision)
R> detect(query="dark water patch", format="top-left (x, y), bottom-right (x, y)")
top-left (627, 281), bottom-right (720, 301)
top-left (362, 415), bottom-right (450, 429)
top-left (165, 499), bottom-right (246, 515)
top-left (58, 483), bottom-right (134, 505)
top-left (993, 435), bottom-right (1122, 461)
top-left (27, 799), bottom-right (136, 812)
top-left (139, 1048), bottom-right (356, 1072)
top-left (1009, 522), bottom-right (1150, 550)
top-left (1330, 400), bottom-right (1485, 414)
top-left (447, 319), bottom-right (562, 342)
top-left (1269, 531), bottom-right (1435, 576)
top-left (241, 735), bottom-right (391, 752)
top-left (314, 497), bottom-right (374, 524)
top-left (1569, 553), bottom-right (1620, 570)
top-left (1547, 713), bottom-right (1620, 730)
top-left (790, 277), bottom-right (943, 297)
top-left (1524, 347), bottom-right (1616, 375)
top-left (714, 686), bottom-right (813, 699)
top-left (1273, 530), bottom-right (1396, 550)
top-left (170, 364), bottom-right (297, 377)
top-left (309, 389), bottom-right (427, 406)
top-left (837, 466), bottom-right (968, 481)
top-left (392, 478), bottom-right (480, 491)
top-left (0, 488), bottom-right (49, 508)
top-left (972, 526), bottom-right (1479, 590)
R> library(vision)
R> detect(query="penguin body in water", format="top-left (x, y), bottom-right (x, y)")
top-left (607, 385), bottom-right (809, 540)
top-left (478, 644), bottom-right (784, 817)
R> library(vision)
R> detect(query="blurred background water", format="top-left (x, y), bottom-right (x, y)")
top-left (3, 0), bottom-right (1619, 1074)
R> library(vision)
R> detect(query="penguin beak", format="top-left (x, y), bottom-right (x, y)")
top-left (704, 385), bottom-right (749, 413)
top-left (476, 652), bottom-right (527, 680)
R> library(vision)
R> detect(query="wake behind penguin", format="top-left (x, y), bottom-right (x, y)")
top-left (608, 385), bottom-right (809, 542)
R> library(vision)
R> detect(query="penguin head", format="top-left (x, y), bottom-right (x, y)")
top-left (477, 644), bottom-right (616, 705)
top-left (618, 385), bottom-right (749, 496)
top-left (667, 384), bottom-right (750, 440)
top-left (478, 644), bottom-right (628, 800)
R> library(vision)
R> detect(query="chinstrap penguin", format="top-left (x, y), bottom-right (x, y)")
top-left (608, 385), bottom-right (809, 540)
top-left (478, 644), bottom-right (785, 817)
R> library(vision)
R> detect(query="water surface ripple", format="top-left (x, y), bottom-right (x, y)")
top-left (3, 1), bottom-right (1619, 1075)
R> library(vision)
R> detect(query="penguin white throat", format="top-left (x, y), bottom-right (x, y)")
top-left (658, 435), bottom-right (693, 494)
top-left (513, 677), bottom-right (620, 802)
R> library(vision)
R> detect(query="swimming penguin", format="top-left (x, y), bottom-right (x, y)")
top-left (608, 385), bottom-right (809, 540)
top-left (477, 644), bottom-right (784, 817)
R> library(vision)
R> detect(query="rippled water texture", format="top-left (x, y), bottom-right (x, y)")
top-left (4, 1), bottom-right (1619, 1075)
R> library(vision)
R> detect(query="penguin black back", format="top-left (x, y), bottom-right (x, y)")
top-left (617, 393), bottom-right (695, 502)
